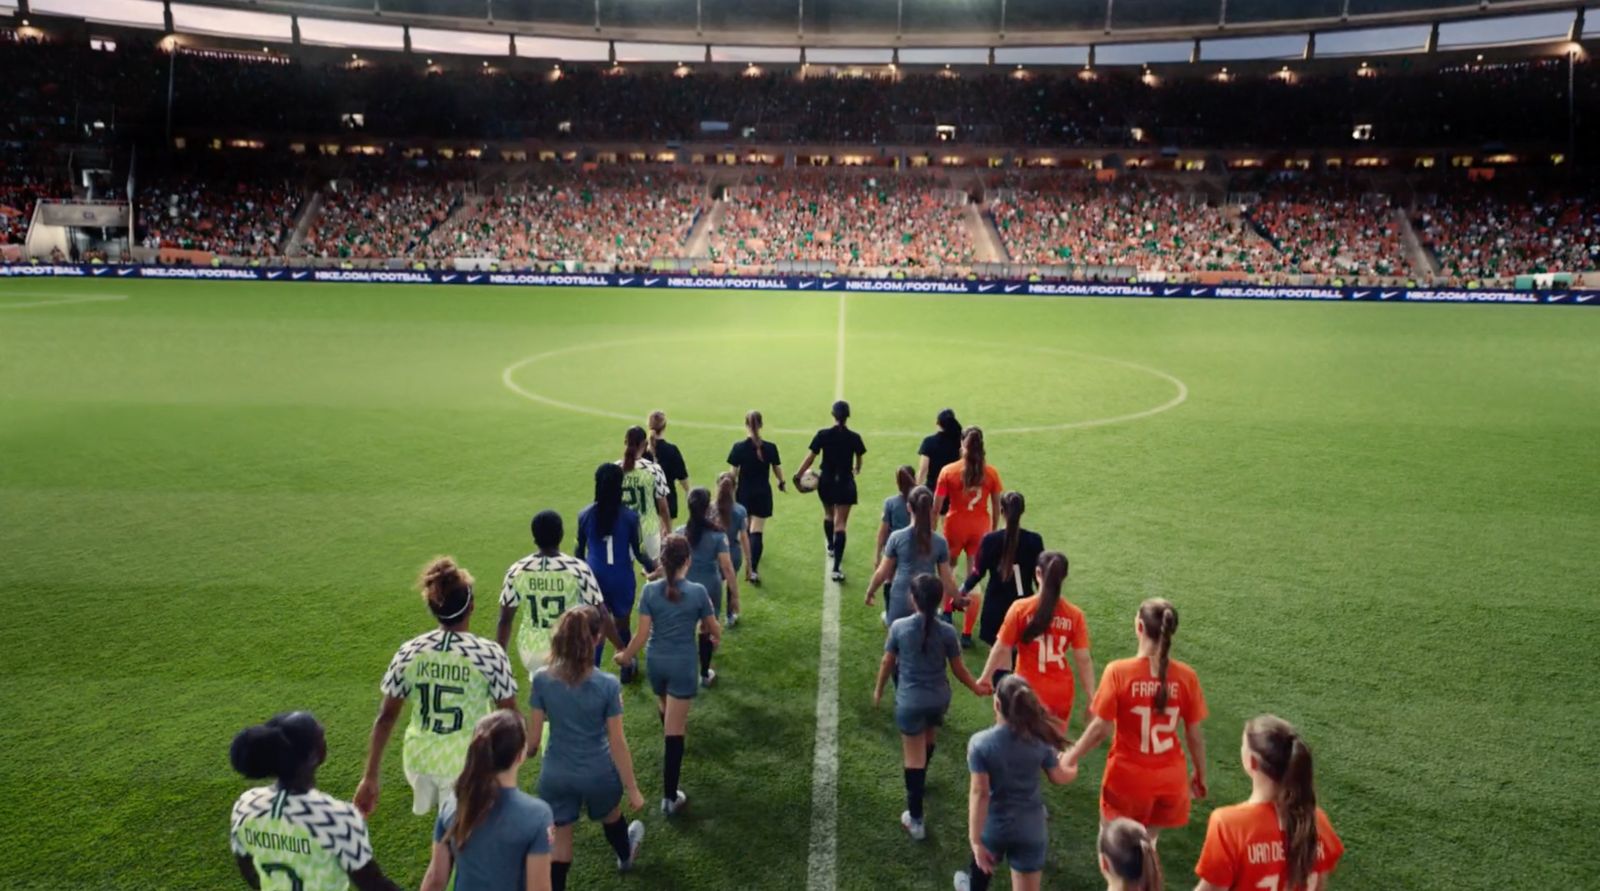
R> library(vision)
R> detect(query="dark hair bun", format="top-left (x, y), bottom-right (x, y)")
top-left (230, 724), bottom-right (290, 779)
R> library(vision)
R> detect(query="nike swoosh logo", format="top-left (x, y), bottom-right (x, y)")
top-left (1004, 284), bottom-right (1022, 293)
top-left (644, 278), bottom-right (661, 286)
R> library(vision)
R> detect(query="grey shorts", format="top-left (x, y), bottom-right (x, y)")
top-left (894, 701), bottom-right (949, 736)
top-left (647, 655), bottom-right (700, 699)
top-left (981, 823), bottom-right (1048, 874)
top-left (537, 766), bottom-right (624, 826)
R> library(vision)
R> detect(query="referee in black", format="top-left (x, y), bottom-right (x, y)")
top-left (794, 400), bottom-right (867, 583)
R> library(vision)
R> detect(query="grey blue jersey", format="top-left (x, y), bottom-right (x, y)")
top-left (639, 578), bottom-right (712, 665)
top-left (881, 494), bottom-right (911, 534)
top-left (967, 724), bottom-right (1059, 840)
top-left (882, 527), bottom-right (950, 624)
top-left (676, 526), bottom-right (729, 611)
top-left (886, 615), bottom-right (961, 712)
top-left (231, 785), bottom-right (372, 891)
top-left (433, 787), bottom-right (553, 891)
top-left (725, 503), bottom-right (749, 571)
top-left (530, 668), bottom-right (623, 780)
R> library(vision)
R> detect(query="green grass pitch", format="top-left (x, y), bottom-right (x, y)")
top-left (1, 279), bottom-right (1595, 890)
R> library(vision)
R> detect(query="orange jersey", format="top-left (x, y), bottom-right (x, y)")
top-left (934, 462), bottom-right (1002, 523)
top-left (996, 596), bottom-right (1090, 718)
top-left (1194, 801), bottom-right (1344, 890)
top-left (1091, 656), bottom-right (1208, 777)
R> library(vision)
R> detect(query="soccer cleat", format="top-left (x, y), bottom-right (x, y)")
top-left (827, 548), bottom-right (835, 559)
top-left (617, 819), bottom-right (645, 871)
top-left (960, 634), bottom-right (975, 649)
top-left (880, 610), bottom-right (888, 628)
top-left (726, 612), bottom-right (739, 629)
top-left (701, 669), bottom-right (717, 688)
top-left (661, 789), bottom-right (688, 816)
top-left (953, 869), bottom-right (972, 891)
top-left (830, 569), bottom-right (846, 583)
top-left (747, 571), bottom-right (761, 586)
top-left (900, 810), bottom-right (926, 841)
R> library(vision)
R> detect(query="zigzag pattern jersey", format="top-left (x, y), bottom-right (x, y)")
top-left (499, 552), bottom-right (604, 674)
top-left (617, 458), bottom-right (670, 530)
top-left (380, 630), bottom-right (516, 777)
top-left (230, 785), bottom-right (371, 890)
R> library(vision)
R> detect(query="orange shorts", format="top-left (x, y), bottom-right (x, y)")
top-left (1100, 766), bottom-right (1191, 829)
top-left (942, 515), bottom-right (988, 566)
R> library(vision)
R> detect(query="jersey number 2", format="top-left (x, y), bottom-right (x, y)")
top-left (1130, 705), bottom-right (1180, 754)
top-left (260, 862), bottom-right (303, 891)
top-left (416, 683), bottom-right (465, 734)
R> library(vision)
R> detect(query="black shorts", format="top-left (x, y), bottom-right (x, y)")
top-left (817, 475), bottom-right (858, 507)
top-left (738, 485), bottom-right (774, 519)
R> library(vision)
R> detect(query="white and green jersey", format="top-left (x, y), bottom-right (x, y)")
top-left (380, 629), bottom-right (517, 778)
top-left (230, 785), bottom-right (371, 891)
top-left (499, 551), bottom-right (604, 676)
top-left (617, 458), bottom-right (670, 531)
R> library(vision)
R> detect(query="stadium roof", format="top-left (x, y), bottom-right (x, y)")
top-left (23, 0), bottom-right (1594, 53)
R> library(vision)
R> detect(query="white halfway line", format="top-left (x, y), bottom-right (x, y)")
top-left (834, 291), bottom-right (847, 401)
top-left (0, 293), bottom-right (129, 310)
top-left (806, 556), bottom-right (843, 891)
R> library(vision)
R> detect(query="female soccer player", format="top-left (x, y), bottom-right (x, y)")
top-left (917, 408), bottom-right (963, 489)
top-left (793, 400), bottom-right (867, 582)
top-left (715, 472), bottom-right (751, 594)
top-left (676, 486), bottom-right (740, 681)
top-left (978, 552), bottom-right (1094, 729)
top-left (614, 534), bottom-right (722, 815)
top-left (936, 427), bottom-right (1003, 646)
top-left (727, 410), bottom-right (787, 585)
top-left (873, 465), bottom-right (916, 567)
top-left (954, 675), bottom-right (1079, 891)
top-left (576, 463), bottom-right (658, 680)
top-left (1193, 716), bottom-right (1343, 891)
top-left (619, 426), bottom-right (672, 561)
top-left (1063, 598), bottom-right (1208, 843)
top-left (230, 711), bottom-right (401, 891)
top-left (1099, 818), bottom-right (1164, 891)
top-left (355, 558), bottom-right (519, 818)
top-left (960, 491), bottom-right (1046, 646)
top-left (645, 410), bottom-right (691, 520)
top-left (865, 486), bottom-right (960, 627)
top-left (527, 609), bottom-right (648, 889)
top-left (420, 710), bottom-right (553, 891)
top-left (498, 510), bottom-right (620, 681)
top-left (874, 573), bottom-right (989, 841)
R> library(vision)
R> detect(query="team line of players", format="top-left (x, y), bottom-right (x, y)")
top-left (224, 405), bottom-right (1344, 891)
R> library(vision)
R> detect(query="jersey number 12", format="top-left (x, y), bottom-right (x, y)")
top-left (1130, 705), bottom-right (1180, 755)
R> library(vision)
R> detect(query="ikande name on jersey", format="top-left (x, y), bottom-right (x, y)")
top-left (416, 661), bottom-right (475, 683)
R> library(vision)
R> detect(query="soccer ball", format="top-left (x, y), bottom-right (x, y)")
top-left (796, 470), bottom-right (821, 493)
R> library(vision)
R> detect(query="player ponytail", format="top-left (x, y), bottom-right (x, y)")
top-left (594, 462), bottom-right (623, 533)
top-left (894, 464), bottom-right (915, 500)
top-left (685, 486), bottom-right (715, 547)
top-left (937, 407), bottom-right (961, 440)
top-left (908, 485), bottom-right (934, 558)
top-left (911, 573), bottom-right (942, 647)
top-left (995, 674), bottom-right (1065, 748)
top-left (450, 710), bottom-right (525, 851)
top-left (1138, 598), bottom-right (1178, 711)
top-left (660, 533), bottom-right (691, 603)
top-left (646, 410), bottom-right (668, 457)
top-left (1245, 715), bottom-right (1319, 891)
top-left (419, 557), bottom-right (474, 624)
top-left (230, 711), bottom-right (324, 786)
top-left (996, 491), bottom-right (1026, 583)
top-left (960, 426), bottom-right (986, 490)
top-left (1020, 551), bottom-right (1068, 644)
top-left (622, 425), bottom-right (647, 472)
top-left (1099, 818), bottom-right (1165, 891)
top-left (548, 605), bottom-right (600, 686)
top-left (745, 410), bottom-right (765, 461)
top-left (715, 472), bottom-right (737, 530)
top-left (832, 399), bottom-right (850, 428)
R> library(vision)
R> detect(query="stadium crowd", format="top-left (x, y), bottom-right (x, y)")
top-left (1243, 177), bottom-right (1414, 280)
top-left (710, 171), bottom-right (974, 270)
top-left (138, 176), bottom-right (303, 257)
top-left (304, 172), bottom-right (461, 260)
top-left (1414, 183), bottom-right (1599, 282)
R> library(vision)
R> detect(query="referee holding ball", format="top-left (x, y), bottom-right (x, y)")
top-left (794, 400), bottom-right (867, 583)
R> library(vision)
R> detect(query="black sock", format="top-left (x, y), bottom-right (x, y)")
top-left (698, 633), bottom-right (714, 677)
top-left (824, 519), bottom-right (835, 548)
top-left (925, 742), bottom-right (936, 766)
top-left (832, 531), bottom-right (847, 570)
top-left (552, 861), bottom-right (571, 891)
top-left (904, 767), bottom-right (927, 820)
top-left (967, 857), bottom-right (993, 891)
top-left (602, 816), bottom-right (632, 861)
top-left (664, 734), bottom-right (685, 800)
top-left (750, 533), bottom-right (764, 571)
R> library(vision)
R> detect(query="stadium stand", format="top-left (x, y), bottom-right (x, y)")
top-left (1243, 176), bottom-right (1414, 280)
top-left (1414, 181), bottom-right (1599, 283)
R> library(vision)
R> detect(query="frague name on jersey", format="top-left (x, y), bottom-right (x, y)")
top-left (1129, 680), bottom-right (1181, 700)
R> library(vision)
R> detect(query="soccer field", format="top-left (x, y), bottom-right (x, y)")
top-left (1, 279), bottom-right (1595, 890)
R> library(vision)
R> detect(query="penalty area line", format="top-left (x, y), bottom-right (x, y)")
top-left (0, 293), bottom-right (130, 310)
top-left (805, 555), bottom-right (843, 891)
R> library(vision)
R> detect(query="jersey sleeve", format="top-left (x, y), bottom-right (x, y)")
top-left (228, 795), bottom-right (250, 856)
top-left (662, 445), bottom-right (688, 482)
top-left (881, 497), bottom-right (894, 525)
top-left (650, 461), bottom-right (670, 498)
top-left (966, 733), bottom-right (989, 774)
top-left (485, 641), bottom-right (517, 701)
top-left (1090, 663), bottom-right (1119, 721)
top-left (526, 801), bottom-right (554, 856)
top-left (1316, 810), bottom-right (1345, 873)
top-left (934, 535), bottom-right (950, 566)
top-left (942, 625), bottom-right (962, 661)
top-left (884, 624), bottom-right (900, 656)
top-left (769, 442), bottom-right (782, 466)
top-left (433, 803), bottom-right (452, 844)
top-left (934, 465), bottom-right (953, 500)
top-left (1182, 668), bottom-right (1209, 723)
top-left (499, 560), bottom-right (525, 608)
top-left (528, 671), bottom-right (548, 713)
top-left (714, 532), bottom-right (729, 559)
top-left (603, 675), bottom-right (624, 719)
top-left (726, 442), bottom-right (742, 465)
top-left (1039, 741), bottom-right (1061, 770)
top-left (638, 587), bottom-right (656, 620)
top-left (854, 432), bottom-right (867, 456)
top-left (1193, 809), bottom-right (1238, 887)
top-left (379, 642), bottom-right (418, 698)
top-left (808, 430), bottom-right (825, 453)
top-left (1068, 605), bottom-right (1090, 649)
top-left (996, 602), bottom-right (1025, 647)
top-left (573, 561), bottom-right (603, 607)
top-left (696, 585), bottom-right (714, 619)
